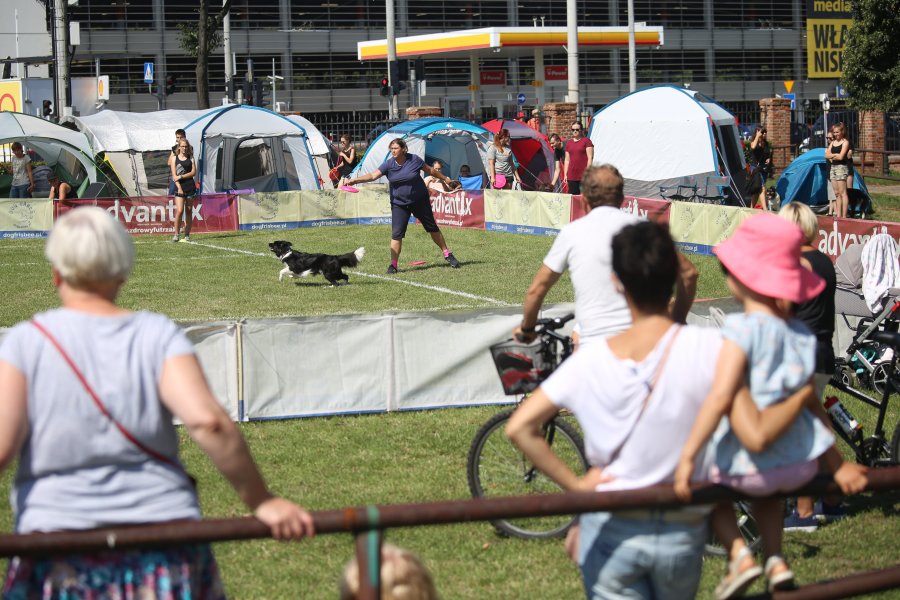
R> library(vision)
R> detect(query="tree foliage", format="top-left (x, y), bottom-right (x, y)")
top-left (177, 0), bottom-right (233, 109)
top-left (842, 0), bottom-right (900, 112)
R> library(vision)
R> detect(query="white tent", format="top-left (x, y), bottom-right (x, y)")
top-left (283, 114), bottom-right (336, 187)
top-left (587, 85), bottom-right (748, 202)
top-left (1, 112), bottom-right (98, 195)
top-left (74, 108), bottom-right (219, 197)
top-left (184, 105), bottom-right (322, 193)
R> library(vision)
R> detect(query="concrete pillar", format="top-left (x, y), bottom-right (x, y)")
top-left (543, 102), bottom-right (578, 137)
top-left (534, 48), bottom-right (545, 109)
top-left (759, 97), bottom-right (791, 172)
top-left (469, 54), bottom-right (479, 119)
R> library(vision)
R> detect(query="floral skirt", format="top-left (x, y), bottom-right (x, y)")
top-left (3, 544), bottom-right (226, 600)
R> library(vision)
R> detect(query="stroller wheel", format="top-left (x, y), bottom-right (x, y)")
top-left (838, 367), bottom-right (855, 389)
top-left (871, 363), bottom-right (898, 396)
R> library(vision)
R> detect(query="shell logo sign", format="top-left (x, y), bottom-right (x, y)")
top-left (0, 80), bottom-right (23, 113)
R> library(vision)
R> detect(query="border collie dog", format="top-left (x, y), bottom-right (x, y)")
top-left (269, 240), bottom-right (365, 286)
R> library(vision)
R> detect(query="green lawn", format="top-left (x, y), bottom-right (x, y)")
top-left (0, 225), bottom-right (898, 598)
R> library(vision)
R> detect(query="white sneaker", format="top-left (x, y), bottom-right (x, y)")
top-left (172, 234), bottom-right (179, 242)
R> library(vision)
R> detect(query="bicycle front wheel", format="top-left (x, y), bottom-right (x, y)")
top-left (466, 408), bottom-right (588, 540)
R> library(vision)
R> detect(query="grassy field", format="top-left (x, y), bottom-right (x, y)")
top-left (0, 225), bottom-right (898, 599)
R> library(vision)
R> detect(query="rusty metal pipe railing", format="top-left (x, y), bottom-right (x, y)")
top-left (0, 467), bottom-right (897, 558)
top-left (746, 564), bottom-right (900, 600)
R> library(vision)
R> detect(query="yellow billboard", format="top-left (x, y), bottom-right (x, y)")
top-left (806, 0), bottom-right (853, 79)
top-left (0, 80), bottom-right (23, 113)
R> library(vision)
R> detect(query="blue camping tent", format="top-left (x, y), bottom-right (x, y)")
top-left (776, 149), bottom-right (870, 215)
top-left (352, 117), bottom-right (493, 183)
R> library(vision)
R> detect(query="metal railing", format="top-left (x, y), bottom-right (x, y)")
top-left (0, 467), bottom-right (897, 599)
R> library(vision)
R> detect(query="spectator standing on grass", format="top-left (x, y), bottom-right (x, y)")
top-left (674, 214), bottom-right (866, 599)
top-left (167, 128), bottom-right (187, 196)
top-left (778, 202), bottom-right (844, 531)
top-left (171, 139), bottom-right (198, 243)
top-left (8, 141), bottom-right (34, 199)
top-left (749, 127), bottom-right (772, 209)
top-left (513, 165), bottom-right (698, 347)
top-left (825, 123), bottom-right (851, 218)
top-left (548, 133), bottom-right (566, 192)
top-left (0, 207), bottom-right (314, 598)
top-left (507, 221), bottom-right (717, 600)
top-left (336, 134), bottom-right (357, 179)
top-left (487, 128), bottom-right (521, 190)
top-left (563, 121), bottom-right (593, 195)
top-left (340, 137), bottom-right (461, 274)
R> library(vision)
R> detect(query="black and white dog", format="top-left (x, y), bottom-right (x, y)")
top-left (269, 240), bottom-right (365, 286)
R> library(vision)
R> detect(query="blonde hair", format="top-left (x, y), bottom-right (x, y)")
top-left (778, 202), bottom-right (818, 245)
top-left (339, 544), bottom-right (438, 600)
top-left (45, 206), bottom-right (134, 288)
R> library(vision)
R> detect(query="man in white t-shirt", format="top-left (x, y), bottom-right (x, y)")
top-left (514, 164), bottom-right (697, 345)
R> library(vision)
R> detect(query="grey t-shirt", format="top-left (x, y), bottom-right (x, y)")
top-left (0, 309), bottom-right (201, 532)
top-left (486, 144), bottom-right (516, 176)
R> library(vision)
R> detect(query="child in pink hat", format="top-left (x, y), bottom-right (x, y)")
top-left (673, 213), bottom-right (867, 599)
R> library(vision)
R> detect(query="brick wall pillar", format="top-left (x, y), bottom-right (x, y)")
top-left (759, 97), bottom-right (791, 173)
top-left (405, 106), bottom-right (443, 119)
top-left (542, 102), bottom-right (578, 137)
top-left (859, 110), bottom-right (885, 172)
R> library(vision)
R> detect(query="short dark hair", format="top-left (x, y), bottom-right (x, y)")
top-left (175, 129), bottom-right (186, 137)
top-left (612, 221), bottom-right (678, 312)
top-left (581, 164), bottom-right (625, 208)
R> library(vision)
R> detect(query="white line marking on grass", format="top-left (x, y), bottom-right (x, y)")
top-left (189, 240), bottom-right (513, 307)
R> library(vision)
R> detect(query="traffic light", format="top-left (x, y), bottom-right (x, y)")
top-left (225, 79), bottom-right (234, 100)
top-left (42, 99), bottom-right (53, 117)
top-left (241, 81), bottom-right (252, 105)
top-left (380, 77), bottom-right (390, 97)
top-left (165, 74), bottom-right (177, 95)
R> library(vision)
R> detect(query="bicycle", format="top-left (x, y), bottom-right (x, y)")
top-left (830, 330), bottom-right (900, 467)
top-left (466, 313), bottom-right (589, 540)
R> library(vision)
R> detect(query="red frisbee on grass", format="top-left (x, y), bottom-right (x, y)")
top-left (408, 260), bottom-right (427, 266)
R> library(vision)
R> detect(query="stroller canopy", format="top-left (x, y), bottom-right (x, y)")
top-left (776, 149), bottom-right (870, 211)
top-left (482, 119), bottom-right (555, 190)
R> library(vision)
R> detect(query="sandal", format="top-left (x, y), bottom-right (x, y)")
top-left (764, 555), bottom-right (796, 592)
top-left (715, 546), bottom-right (762, 600)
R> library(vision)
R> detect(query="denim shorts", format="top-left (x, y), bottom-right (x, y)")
top-left (578, 510), bottom-right (707, 600)
top-left (9, 184), bottom-right (31, 199)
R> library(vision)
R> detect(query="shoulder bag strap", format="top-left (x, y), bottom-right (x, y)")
top-left (31, 319), bottom-right (182, 470)
top-left (607, 325), bottom-right (682, 464)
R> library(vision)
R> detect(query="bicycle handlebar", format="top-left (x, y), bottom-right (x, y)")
top-left (535, 313), bottom-right (574, 333)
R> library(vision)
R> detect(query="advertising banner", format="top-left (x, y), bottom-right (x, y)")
top-left (0, 198), bottom-right (53, 238)
top-left (484, 189), bottom-right (571, 236)
top-left (353, 187), bottom-right (393, 226)
top-left (59, 194), bottom-right (238, 235)
top-left (427, 189), bottom-right (485, 229)
top-left (814, 216), bottom-right (900, 261)
top-left (806, 0), bottom-right (853, 79)
top-left (298, 188), bottom-right (358, 228)
top-left (0, 80), bottom-right (23, 113)
top-left (570, 196), bottom-right (672, 224)
top-left (668, 202), bottom-right (755, 256)
top-left (238, 192), bottom-right (302, 231)
top-left (479, 71), bottom-right (507, 86)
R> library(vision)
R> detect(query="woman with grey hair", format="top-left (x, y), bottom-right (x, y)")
top-left (0, 207), bottom-right (314, 597)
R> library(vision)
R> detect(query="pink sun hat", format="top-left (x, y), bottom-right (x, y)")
top-left (714, 213), bottom-right (825, 304)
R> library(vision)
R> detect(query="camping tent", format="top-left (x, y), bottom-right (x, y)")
top-left (283, 114), bottom-right (337, 186)
top-left (0, 112), bottom-right (99, 196)
top-left (184, 105), bottom-right (323, 193)
top-left (352, 117), bottom-right (492, 183)
top-left (482, 119), bottom-right (554, 191)
top-left (74, 108), bottom-right (219, 196)
top-left (587, 85), bottom-right (748, 202)
top-left (776, 148), bottom-right (871, 216)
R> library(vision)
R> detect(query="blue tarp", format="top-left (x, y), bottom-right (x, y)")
top-left (776, 148), bottom-right (869, 208)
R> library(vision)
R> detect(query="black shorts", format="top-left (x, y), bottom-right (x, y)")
top-left (392, 200), bottom-right (440, 240)
top-left (568, 180), bottom-right (581, 195)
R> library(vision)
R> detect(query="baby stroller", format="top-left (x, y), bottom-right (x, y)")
top-left (833, 237), bottom-right (900, 394)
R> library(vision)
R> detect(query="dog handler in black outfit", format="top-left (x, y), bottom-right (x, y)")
top-left (341, 138), bottom-right (462, 274)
